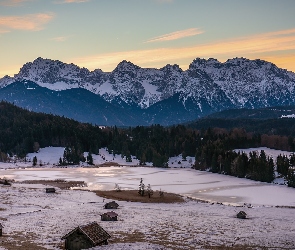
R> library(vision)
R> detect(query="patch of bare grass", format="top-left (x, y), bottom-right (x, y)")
top-left (19, 180), bottom-right (87, 189)
top-left (96, 162), bottom-right (119, 167)
top-left (93, 189), bottom-right (184, 203)
top-left (0, 232), bottom-right (48, 250)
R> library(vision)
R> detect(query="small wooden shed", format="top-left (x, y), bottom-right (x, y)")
top-left (237, 211), bottom-right (247, 219)
top-left (101, 211), bottom-right (118, 221)
top-left (46, 188), bottom-right (56, 193)
top-left (0, 179), bottom-right (11, 186)
top-left (61, 221), bottom-right (111, 250)
top-left (0, 223), bottom-right (3, 236)
top-left (104, 201), bottom-right (119, 209)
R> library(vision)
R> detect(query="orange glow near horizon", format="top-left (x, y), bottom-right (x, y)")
top-left (0, 28), bottom-right (295, 78)
top-left (70, 28), bottom-right (295, 73)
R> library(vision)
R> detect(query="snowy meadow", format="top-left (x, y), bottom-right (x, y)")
top-left (1, 147), bottom-right (295, 249)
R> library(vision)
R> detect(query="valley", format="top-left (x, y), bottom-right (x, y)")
top-left (1, 146), bottom-right (295, 249)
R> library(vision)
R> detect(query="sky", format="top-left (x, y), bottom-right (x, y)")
top-left (0, 0), bottom-right (294, 77)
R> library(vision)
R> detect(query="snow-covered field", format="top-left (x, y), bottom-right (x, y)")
top-left (235, 147), bottom-right (294, 160)
top-left (1, 147), bottom-right (295, 249)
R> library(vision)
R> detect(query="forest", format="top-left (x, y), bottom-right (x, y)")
top-left (1, 101), bottom-right (295, 187)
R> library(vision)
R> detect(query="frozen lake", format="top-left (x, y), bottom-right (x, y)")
top-left (1, 166), bottom-right (295, 207)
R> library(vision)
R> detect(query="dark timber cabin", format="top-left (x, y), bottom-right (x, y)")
top-left (61, 221), bottom-right (111, 250)
top-left (104, 201), bottom-right (119, 209)
top-left (101, 211), bottom-right (118, 221)
top-left (46, 188), bottom-right (56, 193)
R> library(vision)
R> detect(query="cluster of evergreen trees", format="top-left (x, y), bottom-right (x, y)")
top-left (277, 154), bottom-right (295, 187)
top-left (58, 147), bottom-right (93, 166)
top-left (2, 101), bottom-right (295, 187)
top-left (195, 148), bottom-right (274, 183)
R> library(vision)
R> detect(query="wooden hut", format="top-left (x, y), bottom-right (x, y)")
top-left (104, 201), bottom-right (119, 209)
top-left (0, 179), bottom-right (11, 186)
top-left (0, 223), bottom-right (3, 236)
top-left (46, 188), bottom-right (56, 193)
top-left (101, 211), bottom-right (118, 221)
top-left (61, 221), bottom-right (111, 250)
top-left (237, 211), bottom-right (247, 219)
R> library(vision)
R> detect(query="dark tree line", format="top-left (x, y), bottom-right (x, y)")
top-left (0, 101), bottom-right (108, 158)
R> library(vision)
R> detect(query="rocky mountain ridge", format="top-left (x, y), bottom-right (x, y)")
top-left (0, 57), bottom-right (294, 125)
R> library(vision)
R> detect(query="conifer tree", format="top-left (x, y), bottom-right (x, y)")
top-left (87, 152), bottom-right (93, 165)
top-left (33, 156), bottom-right (37, 166)
top-left (287, 170), bottom-right (295, 188)
top-left (146, 184), bottom-right (153, 198)
top-left (138, 178), bottom-right (145, 196)
top-left (59, 157), bottom-right (63, 166)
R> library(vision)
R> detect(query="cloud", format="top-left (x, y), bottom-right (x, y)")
top-left (0, 0), bottom-right (33, 6)
top-left (0, 13), bottom-right (54, 32)
top-left (154, 0), bottom-right (173, 3)
top-left (0, 29), bottom-right (9, 34)
top-left (145, 28), bottom-right (204, 43)
top-left (51, 36), bottom-right (68, 42)
top-left (55, 0), bottom-right (89, 3)
top-left (72, 28), bottom-right (295, 72)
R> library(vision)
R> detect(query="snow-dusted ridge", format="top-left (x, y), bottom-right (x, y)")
top-left (1, 56), bottom-right (295, 111)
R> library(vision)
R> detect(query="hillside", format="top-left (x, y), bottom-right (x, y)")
top-left (206, 106), bottom-right (295, 119)
top-left (0, 101), bottom-right (108, 157)
top-left (185, 105), bottom-right (295, 137)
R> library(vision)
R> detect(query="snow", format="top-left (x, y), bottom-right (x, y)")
top-left (281, 114), bottom-right (295, 118)
top-left (27, 147), bottom-right (65, 165)
top-left (139, 80), bottom-right (162, 108)
top-left (2, 163), bottom-right (295, 207)
top-left (37, 81), bottom-right (79, 91)
top-left (1, 180), bottom-right (295, 249)
top-left (96, 80), bottom-right (117, 95)
top-left (1, 147), bottom-right (295, 249)
top-left (235, 147), bottom-right (294, 159)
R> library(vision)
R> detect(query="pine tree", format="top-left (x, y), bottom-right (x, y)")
top-left (87, 152), bottom-right (93, 165)
top-left (266, 157), bottom-right (275, 183)
top-left (140, 152), bottom-right (146, 165)
top-left (277, 154), bottom-right (289, 177)
top-left (182, 151), bottom-right (187, 161)
top-left (287, 170), bottom-right (295, 188)
top-left (138, 178), bottom-right (145, 196)
top-left (33, 156), bottom-right (37, 166)
top-left (146, 184), bottom-right (153, 198)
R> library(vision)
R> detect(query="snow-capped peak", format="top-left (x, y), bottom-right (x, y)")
top-left (113, 60), bottom-right (140, 72)
top-left (0, 56), bottom-right (295, 113)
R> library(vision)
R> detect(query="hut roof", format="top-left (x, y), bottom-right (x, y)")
top-left (237, 211), bottom-right (247, 219)
top-left (46, 187), bottom-right (56, 192)
top-left (61, 222), bottom-right (111, 245)
top-left (102, 211), bottom-right (118, 218)
top-left (105, 201), bottom-right (119, 208)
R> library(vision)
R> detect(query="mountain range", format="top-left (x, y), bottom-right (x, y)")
top-left (0, 57), bottom-right (294, 126)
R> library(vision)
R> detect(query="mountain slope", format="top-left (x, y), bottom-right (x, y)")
top-left (205, 106), bottom-right (295, 120)
top-left (0, 80), bottom-right (147, 126)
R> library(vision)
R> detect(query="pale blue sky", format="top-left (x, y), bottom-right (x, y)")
top-left (0, 0), bottom-right (295, 77)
